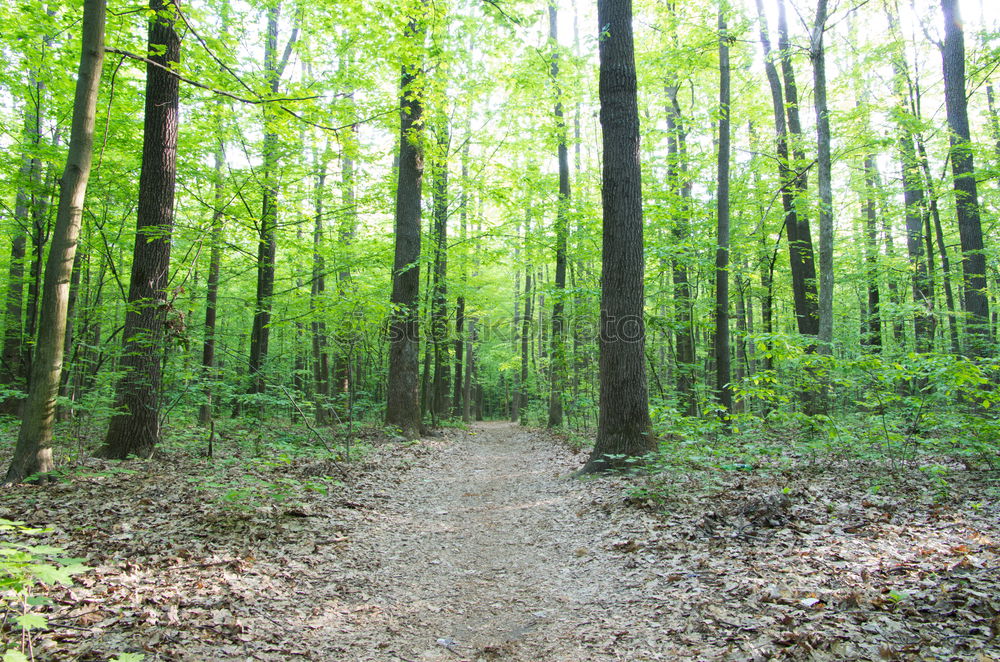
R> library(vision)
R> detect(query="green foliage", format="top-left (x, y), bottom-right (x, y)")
top-left (0, 520), bottom-right (88, 659)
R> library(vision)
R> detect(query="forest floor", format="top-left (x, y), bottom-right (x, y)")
top-left (2, 421), bottom-right (999, 660)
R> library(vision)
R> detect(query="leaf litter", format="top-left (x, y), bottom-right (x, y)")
top-left (1, 421), bottom-right (998, 660)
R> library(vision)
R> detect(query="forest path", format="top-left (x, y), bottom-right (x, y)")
top-left (279, 422), bottom-right (672, 661)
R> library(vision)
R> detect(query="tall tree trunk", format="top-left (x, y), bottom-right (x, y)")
top-left (248, 3), bottom-right (298, 396)
top-left (310, 162), bottom-right (331, 425)
top-left (777, 0), bottom-right (820, 341)
top-left (333, 125), bottom-right (358, 417)
top-left (385, 5), bottom-right (426, 439)
top-left (24, 163), bottom-right (55, 370)
top-left (940, 0), bottom-right (991, 354)
top-left (895, 121), bottom-right (935, 351)
top-left (715, 3), bottom-right (733, 422)
top-left (579, 0), bottom-right (653, 474)
top-left (547, 1), bottom-right (570, 429)
top-left (5, 0), bottom-right (105, 483)
top-left (0, 100), bottom-right (38, 411)
top-left (519, 237), bottom-right (533, 425)
top-left (510, 214), bottom-right (522, 422)
top-left (101, 0), bottom-right (181, 459)
top-left (199, 135), bottom-right (225, 426)
top-left (666, 83), bottom-right (695, 416)
top-left (812, 0), bottom-right (833, 360)
top-left (862, 155), bottom-right (883, 350)
top-left (452, 140), bottom-right (469, 418)
top-left (430, 122), bottom-right (450, 418)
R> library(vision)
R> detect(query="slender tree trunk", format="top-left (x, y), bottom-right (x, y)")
top-left (249, 7), bottom-right (280, 396)
top-left (547, 1), bottom-right (570, 429)
top-left (385, 6), bottom-right (426, 439)
top-left (0, 100), bottom-right (37, 411)
top-left (940, 0), bottom-right (991, 354)
top-left (5, 0), bottom-right (105, 483)
top-left (666, 83), bottom-right (696, 416)
top-left (24, 163), bottom-right (55, 368)
top-left (715, 4), bottom-right (732, 422)
top-left (812, 0), bottom-right (833, 360)
top-left (101, 0), bottom-right (181, 459)
top-left (895, 123), bottom-right (935, 351)
top-left (452, 140), bottom-right (469, 417)
top-left (310, 163), bottom-right (331, 425)
top-left (199, 136), bottom-right (225, 426)
top-left (579, 0), bottom-right (653, 474)
top-left (862, 155), bottom-right (883, 350)
top-left (520, 244), bottom-right (533, 425)
top-left (333, 125), bottom-right (358, 416)
top-left (430, 122), bottom-right (450, 418)
top-left (987, 83), bottom-right (1000, 160)
top-left (511, 215), bottom-right (522, 421)
top-left (56, 250), bottom-right (83, 421)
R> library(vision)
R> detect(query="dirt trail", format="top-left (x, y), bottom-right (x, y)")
top-left (12, 421), bottom-right (995, 660)
top-left (272, 422), bottom-right (671, 661)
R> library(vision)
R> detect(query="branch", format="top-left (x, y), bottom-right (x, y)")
top-left (173, 3), bottom-right (258, 97)
top-left (104, 47), bottom-right (319, 105)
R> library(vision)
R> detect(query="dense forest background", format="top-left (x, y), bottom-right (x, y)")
top-left (0, 0), bottom-right (998, 474)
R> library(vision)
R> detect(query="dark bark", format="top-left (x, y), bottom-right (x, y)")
top-left (895, 118), bottom-right (935, 351)
top-left (310, 165), bottom-right (331, 425)
top-left (385, 7), bottom-right (426, 439)
top-left (248, 5), bottom-right (283, 395)
top-left (452, 141), bottom-right (469, 417)
top-left (862, 155), bottom-right (883, 350)
top-left (199, 136), bottom-right (225, 426)
top-left (0, 100), bottom-right (37, 410)
top-left (332, 125), bottom-right (358, 417)
top-left (666, 83), bottom-right (696, 416)
top-left (430, 122), bottom-right (450, 418)
top-left (579, 0), bottom-right (653, 474)
top-left (811, 0), bottom-right (833, 356)
top-left (940, 0), bottom-right (991, 354)
top-left (5, 0), bottom-right (104, 483)
top-left (510, 215), bottom-right (522, 421)
top-left (101, 0), bottom-right (181, 459)
top-left (56, 250), bottom-right (83, 421)
top-left (772, 0), bottom-right (820, 340)
top-left (715, 4), bottom-right (732, 421)
top-left (548, 1), bottom-right (569, 429)
top-left (519, 251), bottom-right (533, 425)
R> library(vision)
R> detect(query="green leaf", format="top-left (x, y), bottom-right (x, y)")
top-left (15, 612), bottom-right (48, 630)
top-left (3, 649), bottom-right (29, 662)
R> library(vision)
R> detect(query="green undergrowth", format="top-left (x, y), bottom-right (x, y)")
top-left (631, 351), bottom-right (1000, 507)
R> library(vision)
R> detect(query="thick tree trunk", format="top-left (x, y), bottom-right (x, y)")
top-left (715, 4), bottom-right (732, 422)
top-left (385, 7), bottom-right (426, 439)
top-left (940, 0), bottom-right (991, 354)
top-left (101, 0), bottom-right (181, 459)
top-left (5, 0), bottom-right (105, 483)
top-left (579, 0), bottom-right (653, 474)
